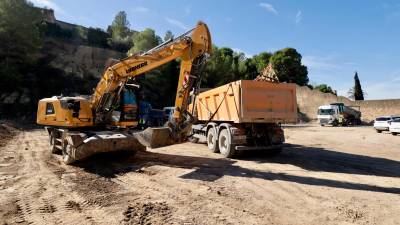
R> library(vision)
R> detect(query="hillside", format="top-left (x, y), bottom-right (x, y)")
top-left (0, 7), bottom-right (126, 119)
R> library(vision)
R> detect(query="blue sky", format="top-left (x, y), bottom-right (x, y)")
top-left (30, 0), bottom-right (400, 100)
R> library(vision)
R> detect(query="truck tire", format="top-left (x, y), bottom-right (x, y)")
top-left (49, 130), bottom-right (60, 154)
top-left (207, 128), bottom-right (219, 153)
top-left (392, 132), bottom-right (398, 136)
top-left (63, 145), bottom-right (75, 165)
top-left (218, 129), bottom-right (236, 158)
top-left (376, 130), bottom-right (382, 133)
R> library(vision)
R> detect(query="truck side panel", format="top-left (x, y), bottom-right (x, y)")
top-left (196, 81), bottom-right (241, 122)
top-left (195, 80), bottom-right (297, 123)
top-left (240, 80), bottom-right (297, 123)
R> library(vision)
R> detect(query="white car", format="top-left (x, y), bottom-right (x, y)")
top-left (389, 118), bottom-right (400, 136)
top-left (374, 116), bottom-right (400, 133)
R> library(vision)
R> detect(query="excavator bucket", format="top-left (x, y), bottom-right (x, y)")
top-left (64, 131), bottom-right (146, 164)
top-left (133, 127), bottom-right (175, 148)
top-left (55, 127), bottom-right (177, 164)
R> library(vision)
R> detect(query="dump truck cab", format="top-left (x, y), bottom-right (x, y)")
top-left (318, 103), bottom-right (361, 126)
top-left (317, 105), bottom-right (340, 126)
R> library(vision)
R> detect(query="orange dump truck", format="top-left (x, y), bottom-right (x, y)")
top-left (190, 80), bottom-right (297, 157)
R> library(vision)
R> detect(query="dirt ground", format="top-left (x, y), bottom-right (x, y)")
top-left (1, 124), bottom-right (399, 225)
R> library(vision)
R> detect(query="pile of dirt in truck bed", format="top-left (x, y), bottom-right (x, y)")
top-left (0, 123), bottom-right (18, 148)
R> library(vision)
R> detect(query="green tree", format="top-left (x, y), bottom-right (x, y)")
top-left (73, 26), bottom-right (87, 40)
top-left (87, 28), bottom-right (109, 48)
top-left (0, 0), bottom-right (42, 93)
top-left (202, 46), bottom-right (250, 87)
top-left (252, 52), bottom-right (272, 73)
top-left (164, 30), bottom-right (174, 41)
top-left (353, 71), bottom-right (364, 100)
top-left (108, 11), bottom-right (132, 51)
top-left (128, 28), bottom-right (160, 55)
top-left (314, 84), bottom-right (336, 95)
top-left (269, 48), bottom-right (309, 85)
top-left (109, 11), bottom-right (130, 39)
top-left (238, 58), bottom-right (258, 80)
top-left (139, 60), bottom-right (180, 108)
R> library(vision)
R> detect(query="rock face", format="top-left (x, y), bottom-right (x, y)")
top-left (41, 38), bottom-right (125, 79)
top-left (37, 7), bottom-right (125, 79)
top-left (0, 39), bottom-right (124, 108)
top-left (0, 7), bottom-right (127, 118)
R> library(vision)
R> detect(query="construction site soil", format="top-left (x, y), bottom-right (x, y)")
top-left (1, 124), bottom-right (399, 225)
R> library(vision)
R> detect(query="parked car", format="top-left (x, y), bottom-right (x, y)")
top-left (374, 116), bottom-right (400, 133)
top-left (389, 118), bottom-right (400, 136)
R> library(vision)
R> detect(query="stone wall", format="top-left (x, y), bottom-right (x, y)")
top-left (296, 85), bottom-right (400, 122)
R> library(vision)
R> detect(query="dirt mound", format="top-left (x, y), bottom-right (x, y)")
top-left (122, 202), bottom-right (172, 225)
top-left (0, 123), bottom-right (18, 148)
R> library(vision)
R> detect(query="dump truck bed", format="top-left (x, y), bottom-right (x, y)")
top-left (194, 80), bottom-right (297, 123)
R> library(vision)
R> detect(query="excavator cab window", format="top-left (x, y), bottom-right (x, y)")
top-left (46, 103), bottom-right (55, 115)
top-left (120, 88), bottom-right (138, 121)
top-left (67, 100), bottom-right (81, 118)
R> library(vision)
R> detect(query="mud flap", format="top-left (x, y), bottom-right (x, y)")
top-left (133, 127), bottom-right (175, 148)
top-left (65, 131), bottom-right (146, 163)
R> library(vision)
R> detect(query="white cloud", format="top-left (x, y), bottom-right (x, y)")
top-left (165, 17), bottom-right (189, 30)
top-left (29, 0), bottom-right (65, 14)
top-left (132, 7), bottom-right (150, 13)
top-left (259, 3), bottom-right (278, 15)
top-left (302, 55), bottom-right (340, 70)
top-left (295, 10), bottom-right (302, 24)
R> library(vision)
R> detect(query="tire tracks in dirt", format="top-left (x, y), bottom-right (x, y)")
top-left (0, 130), bottom-right (117, 225)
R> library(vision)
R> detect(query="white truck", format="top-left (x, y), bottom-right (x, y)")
top-left (317, 103), bottom-right (361, 126)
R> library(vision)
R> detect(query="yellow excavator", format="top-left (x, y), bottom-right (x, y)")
top-left (36, 22), bottom-right (212, 164)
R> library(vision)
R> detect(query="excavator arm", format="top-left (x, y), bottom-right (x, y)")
top-left (92, 22), bottom-right (212, 128)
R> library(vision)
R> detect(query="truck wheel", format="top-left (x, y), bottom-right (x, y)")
top-left (207, 128), bottom-right (219, 153)
top-left (376, 130), bottom-right (382, 133)
top-left (392, 132), bottom-right (398, 136)
top-left (49, 131), bottom-right (60, 154)
top-left (218, 129), bottom-right (236, 158)
top-left (63, 145), bottom-right (75, 165)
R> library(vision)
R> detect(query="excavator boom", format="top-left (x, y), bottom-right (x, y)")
top-left (91, 22), bottom-right (211, 126)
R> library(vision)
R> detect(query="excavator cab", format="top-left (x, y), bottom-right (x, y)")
top-left (109, 87), bottom-right (139, 128)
